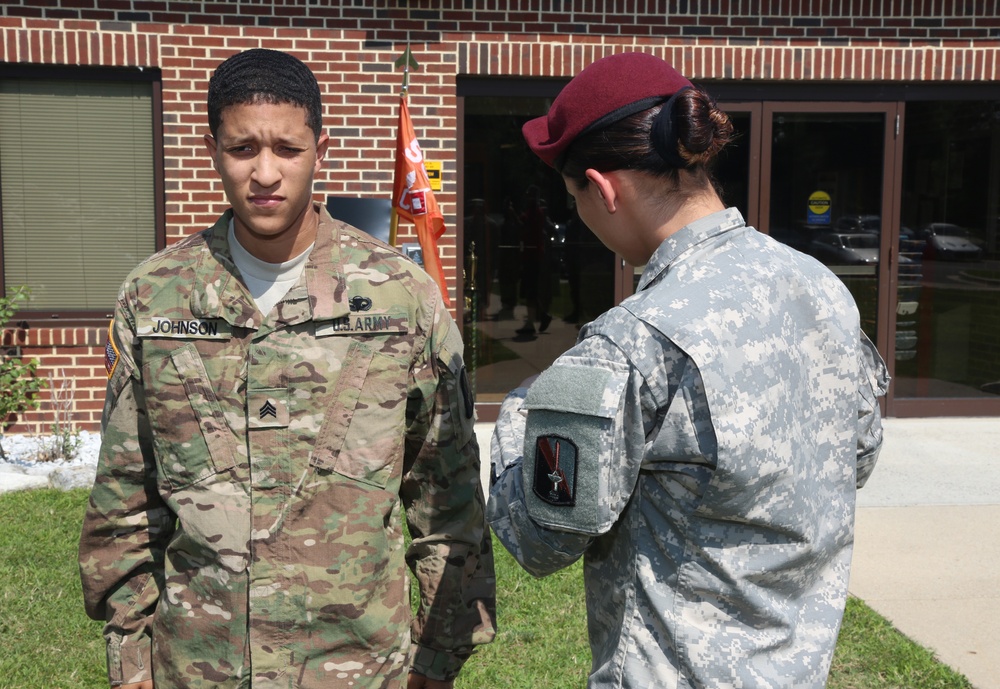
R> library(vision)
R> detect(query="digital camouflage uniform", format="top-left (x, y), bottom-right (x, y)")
top-left (489, 208), bottom-right (889, 688)
top-left (80, 204), bottom-right (496, 688)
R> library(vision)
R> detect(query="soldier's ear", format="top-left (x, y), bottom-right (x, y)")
top-left (314, 133), bottom-right (330, 174)
top-left (585, 169), bottom-right (618, 213)
top-left (204, 134), bottom-right (220, 172)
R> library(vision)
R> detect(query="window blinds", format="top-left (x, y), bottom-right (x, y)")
top-left (0, 79), bottom-right (155, 311)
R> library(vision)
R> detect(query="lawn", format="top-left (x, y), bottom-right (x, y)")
top-left (0, 488), bottom-right (974, 689)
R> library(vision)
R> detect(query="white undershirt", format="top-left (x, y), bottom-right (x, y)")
top-left (228, 220), bottom-right (314, 316)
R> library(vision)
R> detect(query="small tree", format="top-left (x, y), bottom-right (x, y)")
top-left (0, 287), bottom-right (46, 460)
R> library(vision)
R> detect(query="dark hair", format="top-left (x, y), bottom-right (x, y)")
top-left (207, 48), bottom-right (323, 140)
top-left (559, 85), bottom-right (734, 192)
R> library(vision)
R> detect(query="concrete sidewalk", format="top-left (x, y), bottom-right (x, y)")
top-left (850, 417), bottom-right (1000, 689)
top-left (477, 416), bottom-right (1000, 688)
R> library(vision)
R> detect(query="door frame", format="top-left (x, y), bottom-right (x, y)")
top-left (758, 102), bottom-right (900, 378)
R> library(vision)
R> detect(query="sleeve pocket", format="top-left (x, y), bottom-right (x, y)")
top-left (522, 360), bottom-right (630, 535)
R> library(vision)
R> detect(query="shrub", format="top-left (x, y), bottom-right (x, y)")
top-left (0, 287), bottom-right (46, 460)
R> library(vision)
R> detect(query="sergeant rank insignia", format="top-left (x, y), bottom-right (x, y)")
top-left (532, 435), bottom-right (577, 506)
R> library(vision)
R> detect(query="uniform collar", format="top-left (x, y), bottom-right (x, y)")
top-left (190, 203), bottom-right (352, 328)
top-left (297, 203), bottom-right (351, 323)
top-left (190, 210), bottom-right (256, 327)
top-left (635, 207), bottom-right (746, 292)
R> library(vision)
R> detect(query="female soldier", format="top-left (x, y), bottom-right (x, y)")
top-left (488, 52), bottom-right (889, 689)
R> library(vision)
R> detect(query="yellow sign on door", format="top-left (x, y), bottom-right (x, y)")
top-left (807, 190), bottom-right (831, 224)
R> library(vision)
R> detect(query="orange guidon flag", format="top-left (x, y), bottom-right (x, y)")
top-left (392, 96), bottom-right (451, 307)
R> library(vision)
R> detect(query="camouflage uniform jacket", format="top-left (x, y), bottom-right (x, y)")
top-left (488, 208), bottom-right (889, 688)
top-left (79, 204), bottom-right (496, 688)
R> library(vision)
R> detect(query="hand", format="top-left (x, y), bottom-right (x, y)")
top-left (121, 682), bottom-right (153, 689)
top-left (406, 672), bottom-right (454, 689)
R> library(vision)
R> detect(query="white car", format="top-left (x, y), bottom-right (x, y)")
top-left (809, 232), bottom-right (880, 265)
top-left (921, 223), bottom-right (983, 261)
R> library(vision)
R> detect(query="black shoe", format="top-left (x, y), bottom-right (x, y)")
top-left (539, 313), bottom-right (552, 333)
top-left (515, 323), bottom-right (536, 335)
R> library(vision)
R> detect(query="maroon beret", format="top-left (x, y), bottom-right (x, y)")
top-left (522, 52), bottom-right (693, 168)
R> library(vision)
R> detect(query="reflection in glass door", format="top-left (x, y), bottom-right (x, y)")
top-left (462, 95), bottom-right (617, 407)
top-left (762, 108), bottom-right (894, 346)
top-left (896, 100), bottom-right (1000, 405)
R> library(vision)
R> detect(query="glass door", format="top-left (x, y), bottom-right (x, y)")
top-left (759, 105), bottom-right (899, 350)
top-left (894, 100), bottom-right (1000, 413)
top-left (461, 94), bottom-right (618, 414)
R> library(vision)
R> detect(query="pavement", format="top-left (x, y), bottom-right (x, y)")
top-left (2, 418), bottom-right (995, 686)
top-left (476, 416), bottom-right (1000, 689)
top-left (849, 417), bottom-right (1000, 689)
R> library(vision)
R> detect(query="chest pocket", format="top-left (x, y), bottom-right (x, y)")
top-left (309, 339), bottom-right (408, 488)
top-left (143, 343), bottom-right (237, 490)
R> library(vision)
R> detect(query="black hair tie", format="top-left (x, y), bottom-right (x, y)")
top-left (650, 86), bottom-right (692, 168)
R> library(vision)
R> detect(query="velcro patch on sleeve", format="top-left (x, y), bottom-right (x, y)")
top-left (522, 359), bottom-right (630, 534)
top-left (434, 316), bottom-right (476, 447)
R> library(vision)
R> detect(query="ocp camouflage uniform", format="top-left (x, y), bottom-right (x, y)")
top-left (488, 208), bottom-right (888, 688)
top-left (79, 204), bottom-right (496, 688)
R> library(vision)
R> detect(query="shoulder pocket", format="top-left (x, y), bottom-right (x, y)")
top-left (522, 359), bottom-right (629, 534)
top-left (142, 343), bottom-right (236, 490)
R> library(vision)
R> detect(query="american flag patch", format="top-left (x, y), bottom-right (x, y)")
top-left (104, 320), bottom-right (120, 379)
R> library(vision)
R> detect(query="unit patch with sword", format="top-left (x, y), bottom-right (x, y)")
top-left (532, 435), bottom-right (578, 506)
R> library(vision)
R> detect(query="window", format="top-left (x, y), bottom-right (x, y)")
top-left (0, 70), bottom-right (160, 317)
top-left (896, 100), bottom-right (1000, 400)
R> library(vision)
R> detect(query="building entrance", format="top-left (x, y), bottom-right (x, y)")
top-left (718, 100), bottom-right (1000, 416)
top-left (461, 83), bottom-right (1000, 417)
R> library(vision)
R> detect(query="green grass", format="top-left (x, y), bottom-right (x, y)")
top-left (0, 488), bottom-right (106, 689)
top-left (0, 488), bottom-right (974, 688)
top-left (455, 544), bottom-right (590, 688)
top-left (828, 598), bottom-right (975, 689)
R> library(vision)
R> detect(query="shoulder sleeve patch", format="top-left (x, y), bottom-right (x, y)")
top-left (434, 314), bottom-right (476, 446)
top-left (104, 319), bottom-right (120, 379)
top-left (532, 435), bottom-right (578, 506)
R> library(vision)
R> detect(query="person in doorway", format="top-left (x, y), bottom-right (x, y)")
top-left (488, 52), bottom-right (888, 688)
top-left (491, 196), bottom-right (522, 321)
top-left (463, 198), bottom-right (499, 318)
top-left (515, 184), bottom-right (553, 336)
top-left (79, 48), bottom-right (495, 689)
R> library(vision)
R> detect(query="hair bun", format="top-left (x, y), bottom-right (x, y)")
top-left (650, 87), bottom-right (691, 168)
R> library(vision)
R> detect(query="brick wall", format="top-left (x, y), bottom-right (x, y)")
top-left (2, 1), bottom-right (1000, 432)
top-left (2, 325), bottom-right (107, 435)
top-left (2, 0), bottom-right (1000, 40)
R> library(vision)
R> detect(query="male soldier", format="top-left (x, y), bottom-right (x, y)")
top-left (79, 48), bottom-right (495, 689)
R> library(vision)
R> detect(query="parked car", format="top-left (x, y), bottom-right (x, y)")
top-left (809, 232), bottom-right (880, 265)
top-left (921, 223), bottom-right (983, 261)
top-left (835, 214), bottom-right (881, 235)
